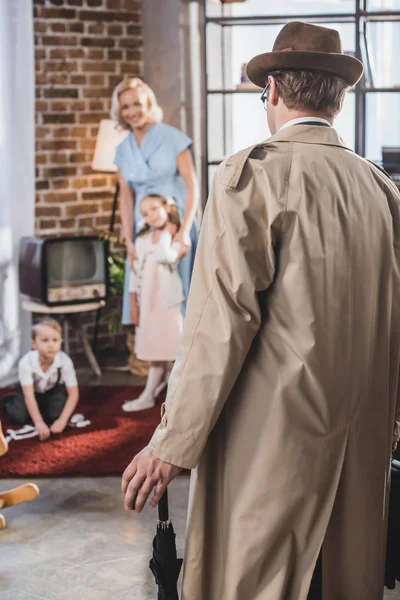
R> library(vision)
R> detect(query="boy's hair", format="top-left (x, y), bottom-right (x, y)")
top-left (32, 318), bottom-right (62, 340)
top-left (270, 69), bottom-right (350, 118)
top-left (137, 194), bottom-right (181, 237)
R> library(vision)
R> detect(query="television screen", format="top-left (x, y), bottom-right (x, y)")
top-left (47, 239), bottom-right (105, 286)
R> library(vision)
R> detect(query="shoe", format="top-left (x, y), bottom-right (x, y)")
top-left (122, 394), bottom-right (156, 412)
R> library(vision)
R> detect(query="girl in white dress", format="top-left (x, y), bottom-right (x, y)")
top-left (122, 195), bottom-right (184, 412)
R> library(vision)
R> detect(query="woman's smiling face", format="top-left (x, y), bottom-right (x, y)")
top-left (119, 88), bottom-right (149, 130)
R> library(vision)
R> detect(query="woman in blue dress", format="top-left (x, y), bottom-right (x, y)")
top-left (111, 77), bottom-right (199, 324)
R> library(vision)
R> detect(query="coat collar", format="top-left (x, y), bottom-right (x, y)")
top-left (266, 124), bottom-right (353, 151)
top-left (220, 125), bottom-right (353, 190)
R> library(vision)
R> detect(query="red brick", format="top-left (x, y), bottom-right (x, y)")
top-left (88, 100), bottom-right (104, 111)
top-left (36, 74), bottom-right (48, 84)
top-left (83, 88), bottom-right (113, 98)
top-left (81, 37), bottom-right (115, 48)
top-left (43, 61), bottom-right (78, 72)
top-left (48, 74), bottom-right (69, 85)
top-left (39, 219), bottom-right (58, 230)
top-left (108, 49), bottom-right (122, 60)
top-left (43, 192), bottom-right (78, 203)
top-left (52, 180), bottom-right (71, 190)
top-left (35, 48), bottom-right (46, 59)
top-left (70, 75), bottom-right (86, 85)
top-left (66, 202), bottom-right (99, 216)
top-left (118, 38), bottom-right (141, 49)
top-left (36, 205), bottom-right (61, 217)
top-left (126, 50), bottom-right (141, 61)
top-left (36, 100), bottom-right (48, 111)
top-left (70, 152), bottom-right (86, 163)
top-left (71, 127), bottom-right (89, 138)
top-left (87, 0), bottom-right (102, 5)
top-left (80, 10), bottom-right (138, 22)
top-left (42, 167), bottom-right (77, 178)
top-left (87, 49), bottom-right (104, 60)
top-left (120, 61), bottom-right (141, 74)
top-left (44, 88), bottom-right (78, 99)
top-left (79, 112), bottom-right (109, 124)
top-left (35, 22), bottom-right (47, 33)
top-left (51, 127), bottom-right (73, 137)
top-left (59, 218), bottom-right (77, 229)
top-left (82, 191), bottom-right (112, 200)
top-left (50, 101), bottom-right (68, 112)
top-left (89, 74), bottom-right (105, 86)
top-left (68, 23), bottom-right (85, 34)
top-left (127, 25), bottom-right (142, 36)
top-left (49, 23), bottom-right (67, 33)
top-left (36, 154), bottom-right (48, 165)
top-left (82, 61), bottom-right (116, 73)
top-left (66, 0), bottom-right (83, 5)
top-left (78, 216), bottom-right (95, 227)
top-left (88, 23), bottom-right (105, 35)
top-left (40, 140), bottom-right (77, 150)
top-left (36, 180), bottom-right (50, 191)
top-left (42, 36), bottom-right (78, 46)
top-left (95, 215), bottom-right (112, 227)
top-left (68, 48), bottom-right (85, 59)
top-left (124, 0), bottom-right (140, 8)
top-left (40, 8), bottom-right (76, 19)
top-left (91, 177), bottom-right (107, 187)
top-left (73, 177), bottom-right (89, 188)
top-left (108, 75), bottom-right (122, 88)
top-left (50, 153), bottom-right (68, 164)
top-left (70, 101), bottom-right (86, 111)
top-left (108, 25), bottom-right (122, 36)
top-left (43, 113), bottom-right (76, 124)
top-left (81, 139), bottom-right (97, 151)
top-left (49, 48), bottom-right (68, 59)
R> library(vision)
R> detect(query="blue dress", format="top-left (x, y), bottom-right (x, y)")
top-left (114, 122), bottom-right (199, 324)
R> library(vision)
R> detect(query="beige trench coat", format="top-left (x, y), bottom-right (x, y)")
top-left (148, 125), bottom-right (400, 600)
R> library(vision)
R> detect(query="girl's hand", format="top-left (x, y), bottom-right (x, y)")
top-left (131, 304), bottom-right (140, 326)
top-left (126, 240), bottom-right (137, 271)
top-left (36, 421), bottom-right (51, 441)
top-left (173, 229), bottom-right (191, 260)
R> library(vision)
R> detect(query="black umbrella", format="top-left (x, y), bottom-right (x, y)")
top-left (149, 489), bottom-right (183, 600)
top-left (385, 459), bottom-right (400, 590)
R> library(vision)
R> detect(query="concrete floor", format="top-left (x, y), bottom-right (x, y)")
top-left (1, 363), bottom-right (400, 599)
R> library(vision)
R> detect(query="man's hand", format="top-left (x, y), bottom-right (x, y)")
top-left (121, 447), bottom-right (182, 513)
top-left (50, 417), bottom-right (68, 434)
top-left (35, 422), bottom-right (51, 441)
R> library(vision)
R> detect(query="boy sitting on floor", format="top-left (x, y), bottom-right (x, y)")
top-left (2, 318), bottom-right (79, 441)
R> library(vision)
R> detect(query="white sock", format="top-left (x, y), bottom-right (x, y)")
top-left (122, 364), bottom-right (164, 411)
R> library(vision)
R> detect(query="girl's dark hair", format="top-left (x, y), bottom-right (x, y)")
top-left (137, 194), bottom-right (181, 237)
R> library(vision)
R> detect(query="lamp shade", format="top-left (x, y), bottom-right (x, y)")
top-left (92, 119), bottom-right (129, 173)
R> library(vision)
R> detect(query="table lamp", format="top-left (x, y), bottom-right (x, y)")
top-left (92, 119), bottom-right (128, 234)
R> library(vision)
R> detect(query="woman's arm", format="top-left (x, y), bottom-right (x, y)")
top-left (118, 169), bottom-right (137, 268)
top-left (175, 148), bottom-right (199, 258)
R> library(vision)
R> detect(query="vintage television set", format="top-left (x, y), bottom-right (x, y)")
top-left (19, 236), bottom-right (109, 306)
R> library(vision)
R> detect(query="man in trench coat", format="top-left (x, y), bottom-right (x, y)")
top-left (122, 22), bottom-right (400, 600)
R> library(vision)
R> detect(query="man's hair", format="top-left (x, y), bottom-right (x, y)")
top-left (32, 318), bottom-right (62, 340)
top-left (270, 70), bottom-right (350, 118)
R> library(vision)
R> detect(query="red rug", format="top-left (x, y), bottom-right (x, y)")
top-left (0, 386), bottom-right (163, 477)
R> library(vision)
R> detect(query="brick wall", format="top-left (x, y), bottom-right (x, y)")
top-left (34, 0), bottom-right (142, 358)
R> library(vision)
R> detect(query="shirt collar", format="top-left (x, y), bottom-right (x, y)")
top-left (279, 117), bottom-right (332, 131)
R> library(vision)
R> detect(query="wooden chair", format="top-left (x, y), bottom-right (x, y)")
top-left (0, 421), bottom-right (39, 529)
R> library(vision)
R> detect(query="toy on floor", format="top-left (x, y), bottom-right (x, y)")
top-left (0, 421), bottom-right (39, 529)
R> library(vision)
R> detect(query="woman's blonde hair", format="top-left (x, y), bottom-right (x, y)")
top-left (110, 78), bottom-right (163, 129)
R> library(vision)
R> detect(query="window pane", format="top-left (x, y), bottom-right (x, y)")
top-left (334, 92), bottom-right (355, 150)
top-left (366, 93), bottom-right (400, 163)
top-left (365, 22), bottom-right (400, 88)
top-left (367, 0), bottom-right (400, 10)
top-left (205, 23), bottom-right (355, 91)
top-left (206, 0), bottom-right (355, 17)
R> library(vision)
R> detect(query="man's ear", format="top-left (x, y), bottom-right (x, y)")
top-left (269, 76), bottom-right (280, 107)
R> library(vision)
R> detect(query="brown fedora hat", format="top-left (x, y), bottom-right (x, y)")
top-left (246, 22), bottom-right (364, 88)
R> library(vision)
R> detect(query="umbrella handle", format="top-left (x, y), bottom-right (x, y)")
top-left (158, 489), bottom-right (169, 522)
